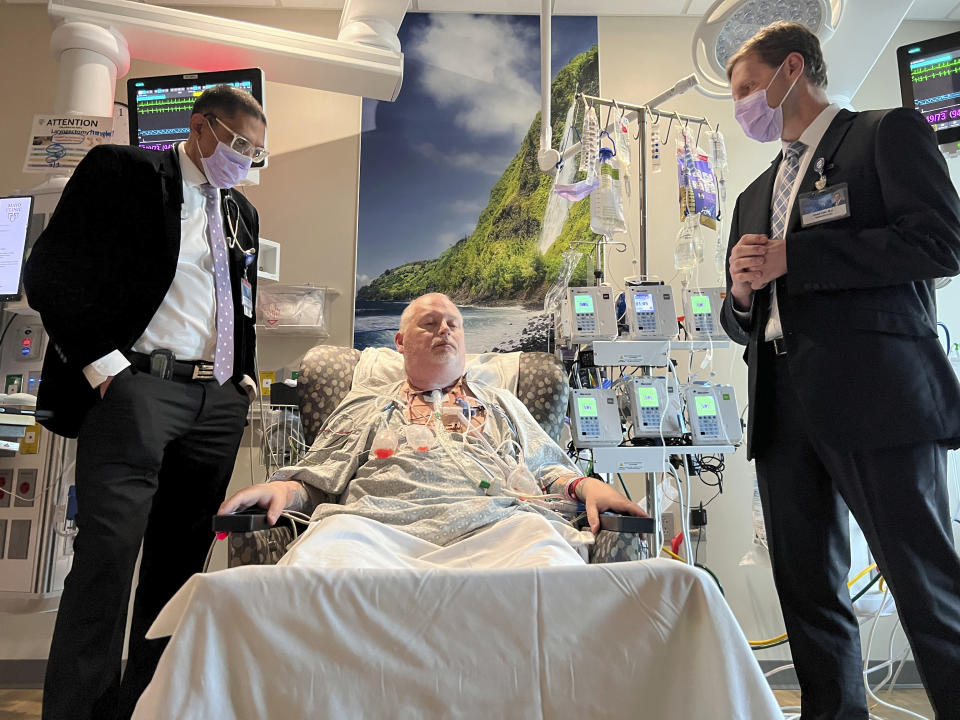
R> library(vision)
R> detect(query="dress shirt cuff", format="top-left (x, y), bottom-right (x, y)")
top-left (732, 297), bottom-right (752, 325)
top-left (240, 375), bottom-right (258, 398)
top-left (83, 350), bottom-right (130, 389)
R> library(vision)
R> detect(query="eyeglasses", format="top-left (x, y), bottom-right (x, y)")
top-left (207, 114), bottom-right (268, 163)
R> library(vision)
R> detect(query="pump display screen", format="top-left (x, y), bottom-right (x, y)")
top-left (637, 387), bottom-right (660, 408)
top-left (634, 292), bottom-right (654, 313)
top-left (694, 396), bottom-right (717, 417)
top-left (577, 396), bottom-right (599, 417)
top-left (574, 294), bottom-right (595, 314)
top-left (691, 295), bottom-right (711, 314)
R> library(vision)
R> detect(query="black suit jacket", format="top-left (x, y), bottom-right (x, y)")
top-left (720, 108), bottom-right (960, 458)
top-left (23, 144), bottom-right (259, 438)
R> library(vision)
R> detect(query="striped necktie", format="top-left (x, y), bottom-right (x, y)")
top-left (764, 140), bottom-right (806, 341)
top-left (771, 141), bottom-right (806, 240)
top-left (200, 184), bottom-right (235, 384)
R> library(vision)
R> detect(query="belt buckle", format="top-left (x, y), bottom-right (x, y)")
top-left (191, 363), bottom-right (215, 380)
top-left (771, 337), bottom-right (787, 356)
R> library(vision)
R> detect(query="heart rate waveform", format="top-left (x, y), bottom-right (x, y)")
top-left (910, 58), bottom-right (960, 84)
top-left (135, 98), bottom-right (196, 115)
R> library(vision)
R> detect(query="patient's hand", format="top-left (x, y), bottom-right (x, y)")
top-left (218, 481), bottom-right (306, 526)
top-left (580, 478), bottom-right (647, 534)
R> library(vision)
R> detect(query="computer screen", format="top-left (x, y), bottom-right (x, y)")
top-left (126, 68), bottom-right (265, 165)
top-left (0, 196), bottom-right (34, 301)
top-left (897, 30), bottom-right (960, 148)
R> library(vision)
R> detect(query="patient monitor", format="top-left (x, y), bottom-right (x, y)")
top-left (682, 287), bottom-right (727, 340)
top-left (625, 284), bottom-right (677, 340)
top-left (569, 388), bottom-right (622, 447)
top-left (684, 384), bottom-right (742, 445)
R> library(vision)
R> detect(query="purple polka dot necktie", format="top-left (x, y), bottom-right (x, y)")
top-left (200, 184), bottom-right (234, 384)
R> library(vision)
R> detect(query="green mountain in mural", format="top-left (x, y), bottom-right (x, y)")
top-left (357, 45), bottom-right (599, 305)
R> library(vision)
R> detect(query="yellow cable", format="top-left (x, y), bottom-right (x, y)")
top-left (848, 563), bottom-right (877, 588)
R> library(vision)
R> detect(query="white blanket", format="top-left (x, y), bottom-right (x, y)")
top-left (134, 515), bottom-right (779, 719)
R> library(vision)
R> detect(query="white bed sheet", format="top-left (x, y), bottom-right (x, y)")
top-left (133, 516), bottom-right (780, 720)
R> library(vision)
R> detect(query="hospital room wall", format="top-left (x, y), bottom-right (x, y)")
top-left (598, 16), bottom-right (960, 663)
top-left (0, 4), bottom-right (360, 663)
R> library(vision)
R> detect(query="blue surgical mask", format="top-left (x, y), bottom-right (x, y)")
top-left (734, 59), bottom-right (802, 143)
top-left (199, 119), bottom-right (253, 188)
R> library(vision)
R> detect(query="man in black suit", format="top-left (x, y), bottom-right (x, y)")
top-left (721, 22), bottom-right (960, 719)
top-left (24, 85), bottom-right (265, 720)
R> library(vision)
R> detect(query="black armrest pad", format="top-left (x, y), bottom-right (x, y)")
top-left (212, 509), bottom-right (271, 533)
top-left (577, 514), bottom-right (655, 534)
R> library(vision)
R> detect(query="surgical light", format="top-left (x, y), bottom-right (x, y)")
top-left (692, 0), bottom-right (844, 99)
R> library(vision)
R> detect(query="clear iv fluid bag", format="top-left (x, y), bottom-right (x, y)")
top-left (590, 157), bottom-right (627, 236)
top-left (674, 215), bottom-right (704, 272)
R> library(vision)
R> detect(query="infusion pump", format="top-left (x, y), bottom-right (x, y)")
top-left (624, 284), bottom-right (677, 340)
top-left (568, 388), bottom-right (622, 447)
top-left (559, 286), bottom-right (618, 345)
top-left (684, 384), bottom-right (742, 445)
top-left (682, 287), bottom-right (727, 340)
top-left (621, 375), bottom-right (683, 438)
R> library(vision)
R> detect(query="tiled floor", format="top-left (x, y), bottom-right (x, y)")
top-left (0, 688), bottom-right (937, 719)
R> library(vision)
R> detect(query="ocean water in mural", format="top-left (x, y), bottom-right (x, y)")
top-left (355, 13), bottom-right (599, 351)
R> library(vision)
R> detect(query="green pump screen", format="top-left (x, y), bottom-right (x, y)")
top-left (695, 396), bottom-right (717, 417)
top-left (691, 295), bottom-right (711, 314)
top-left (577, 397), bottom-right (598, 417)
top-left (574, 295), bottom-right (595, 314)
top-left (637, 387), bottom-right (659, 408)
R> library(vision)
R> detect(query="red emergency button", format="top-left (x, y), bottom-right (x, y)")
top-left (22, 338), bottom-right (31, 346)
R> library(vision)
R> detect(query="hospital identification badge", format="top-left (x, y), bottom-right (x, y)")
top-left (798, 182), bottom-right (850, 227)
top-left (241, 278), bottom-right (254, 318)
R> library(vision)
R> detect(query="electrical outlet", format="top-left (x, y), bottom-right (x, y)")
top-left (661, 511), bottom-right (676, 543)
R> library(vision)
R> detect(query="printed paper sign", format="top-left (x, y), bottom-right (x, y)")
top-left (23, 115), bottom-right (114, 173)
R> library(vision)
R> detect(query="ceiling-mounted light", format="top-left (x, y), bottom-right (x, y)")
top-left (692, 0), bottom-right (844, 99)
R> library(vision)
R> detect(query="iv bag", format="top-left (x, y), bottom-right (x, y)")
top-left (674, 215), bottom-right (702, 272)
top-left (676, 126), bottom-right (719, 229)
top-left (590, 153), bottom-right (627, 236)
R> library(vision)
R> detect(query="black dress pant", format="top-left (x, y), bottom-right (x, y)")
top-left (754, 344), bottom-right (960, 720)
top-left (42, 368), bottom-right (249, 720)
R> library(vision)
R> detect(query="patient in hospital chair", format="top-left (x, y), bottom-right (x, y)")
top-left (219, 292), bottom-right (643, 569)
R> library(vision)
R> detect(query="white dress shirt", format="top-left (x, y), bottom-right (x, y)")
top-left (83, 143), bottom-right (234, 388)
top-left (761, 103), bottom-right (841, 341)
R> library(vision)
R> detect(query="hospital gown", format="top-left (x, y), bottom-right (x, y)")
top-left (271, 380), bottom-right (579, 547)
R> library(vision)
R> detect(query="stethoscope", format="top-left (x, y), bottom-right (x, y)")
top-left (222, 194), bottom-right (257, 269)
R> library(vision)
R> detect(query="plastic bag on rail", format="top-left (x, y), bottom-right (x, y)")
top-left (540, 101), bottom-right (580, 253)
top-left (543, 249), bottom-right (586, 315)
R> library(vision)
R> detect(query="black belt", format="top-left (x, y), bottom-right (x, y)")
top-left (767, 337), bottom-right (787, 357)
top-left (126, 351), bottom-right (216, 381)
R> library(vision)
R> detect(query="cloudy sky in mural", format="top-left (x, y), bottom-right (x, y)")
top-left (356, 13), bottom-right (599, 290)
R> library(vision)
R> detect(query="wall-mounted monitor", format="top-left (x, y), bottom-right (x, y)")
top-left (0, 196), bottom-right (35, 302)
top-left (126, 68), bottom-right (266, 166)
top-left (897, 30), bottom-right (960, 148)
